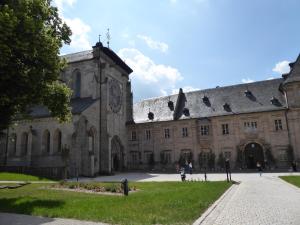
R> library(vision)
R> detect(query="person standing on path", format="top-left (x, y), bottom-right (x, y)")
top-left (189, 162), bottom-right (193, 175)
top-left (257, 161), bottom-right (262, 176)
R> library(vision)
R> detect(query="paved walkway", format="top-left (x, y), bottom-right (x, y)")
top-left (69, 171), bottom-right (300, 182)
top-left (194, 176), bottom-right (300, 225)
top-left (0, 213), bottom-right (108, 225)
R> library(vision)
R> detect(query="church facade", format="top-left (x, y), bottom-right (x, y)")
top-left (0, 43), bottom-right (300, 177)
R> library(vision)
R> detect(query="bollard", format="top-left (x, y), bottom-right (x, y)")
top-left (121, 178), bottom-right (129, 196)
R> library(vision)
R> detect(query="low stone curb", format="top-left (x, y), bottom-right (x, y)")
top-left (192, 182), bottom-right (239, 225)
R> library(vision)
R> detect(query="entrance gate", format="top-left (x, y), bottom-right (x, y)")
top-left (244, 142), bottom-right (264, 169)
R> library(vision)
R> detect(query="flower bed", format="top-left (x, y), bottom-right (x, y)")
top-left (50, 181), bottom-right (137, 195)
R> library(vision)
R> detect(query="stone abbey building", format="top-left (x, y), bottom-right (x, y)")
top-left (1, 42), bottom-right (300, 177)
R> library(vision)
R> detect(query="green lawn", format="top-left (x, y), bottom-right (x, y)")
top-left (280, 176), bottom-right (300, 188)
top-left (0, 172), bottom-right (52, 181)
top-left (0, 181), bottom-right (231, 225)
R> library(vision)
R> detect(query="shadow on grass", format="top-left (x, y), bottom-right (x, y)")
top-left (0, 212), bottom-right (56, 225)
top-left (0, 198), bottom-right (64, 215)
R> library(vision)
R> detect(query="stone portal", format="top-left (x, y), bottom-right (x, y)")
top-left (244, 142), bottom-right (264, 169)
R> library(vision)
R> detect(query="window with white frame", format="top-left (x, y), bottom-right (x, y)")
top-left (164, 128), bottom-right (170, 139)
top-left (274, 119), bottom-right (283, 131)
top-left (244, 121), bottom-right (257, 131)
top-left (182, 127), bottom-right (188, 137)
top-left (131, 131), bottom-right (137, 141)
top-left (224, 151), bottom-right (232, 160)
top-left (201, 125), bottom-right (209, 135)
top-left (145, 130), bottom-right (151, 140)
top-left (222, 124), bottom-right (229, 135)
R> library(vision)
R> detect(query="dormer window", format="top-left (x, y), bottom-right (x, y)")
top-left (244, 90), bottom-right (252, 97)
top-left (148, 112), bottom-right (154, 120)
top-left (270, 97), bottom-right (281, 106)
top-left (183, 108), bottom-right (190, 116)
top-left (202, 96), bottom-right (210, 106)
top-left (168, 101), bottom-right (174, 111)
top-left (223, 103), bottom-right (231, 112)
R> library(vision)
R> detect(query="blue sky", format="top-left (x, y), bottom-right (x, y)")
top-left (55, 0), bottom-right (300, 102)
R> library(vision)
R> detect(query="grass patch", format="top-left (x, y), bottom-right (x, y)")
top-left (280, 176), bottom-right (300, 188)
top-left (0, 181), bottom-right (231, 225)
top-left (0, 172), bottom-right (52, 181)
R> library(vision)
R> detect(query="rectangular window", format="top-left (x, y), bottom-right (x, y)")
top-left (222, 124), bottom-right (229, 135)
top-left (161, 151), bottom-right (172, 164)
top-left (244, 121), bottom-right (257, 131)
top-left (224, 151), bottom-right (232, 160)
top-left (201, 125), bottom-right (209, 135)
top-left (130, 152), bottom-right (139, 163)
top-left (275, 119), bottom-right (283, 131)
top-left (182, 127), bottom-right (188, 137)
top-left (145, 130), bottom-right (151, 140)
top-left (131, 131), bottom-right (137, 141)
top-left (164, 128), bottom-right (170, 139)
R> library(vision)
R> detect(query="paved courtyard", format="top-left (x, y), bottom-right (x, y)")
top-left (194, 175), bottom-right (300, 225)
top-left (70, 171), bottom-right (300, 182)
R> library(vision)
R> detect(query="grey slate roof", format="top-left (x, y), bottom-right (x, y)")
top-left (61, 45), bottom-right (133, 74)
top-left (283, 54), bottom-right (300, 85)
top-left (29, 97), bottom-right (98, 118)
top-left (61, 50), bottom-right (93, 63)
top-left (133, 78), bottom-right (287, 123)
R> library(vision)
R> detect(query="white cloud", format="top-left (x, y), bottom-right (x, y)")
top-left (118, 48), bottom-right (183, 100)
top-left (242, 78), bottom-right (254, 83)
top-left (53, 0), bottom-right (91, 51)
top-left (171, 86), bottom-right (200, 94)
top-left (272, 60), bottom-right (290, 74)
top-left (64, 18), bottom-right (91, 50)
top-left (267, 77), bottom-right (275, 80)
top-left (53, 0), bottom-right (76, 13)
top-left (137, 35), bottom-right (169, 53)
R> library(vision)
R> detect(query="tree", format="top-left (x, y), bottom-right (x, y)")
top-left (0, 0), bottom-right (72, 130)
top-left (235, 147), bottom-right (243, 169)
top-left (208, 151), bottom-right (215, 171)
top-left (264, 145), bottom-right (276, 168)
top-left (286, 145), bottom-right (295, 165)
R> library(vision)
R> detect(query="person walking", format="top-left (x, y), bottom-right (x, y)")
top-left (180, 167), bottom-right (186, 182)
top-left (189, 162), bottom-right (193, 175)
top-left (257, 161), bottom-right (262, 176)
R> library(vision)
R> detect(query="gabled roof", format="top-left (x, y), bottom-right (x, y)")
top-left (29, 97), bottom-right (98, 118)
top-left (283, 54), bottom-right (300, 85)
top-left (133, 78), bottom-right (286, 123)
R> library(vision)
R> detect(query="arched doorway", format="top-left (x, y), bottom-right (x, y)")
top-left (244, 142), bottom-right (264, 169)
top-left (111, 136), bottom-right (124, 172)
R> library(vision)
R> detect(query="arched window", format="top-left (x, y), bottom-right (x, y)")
top-left (21, 132), bottom-right (28, 156)
top-left (10, 133), bottom-right (17, 156)
top-left (53, 129), bottom-right (62, 153)
top-left (72, 69), bottom-right (81, 98)
top-left (88, 129), bottom-right (95, 154)
top-left (42, 130), bottom-right (50, 154)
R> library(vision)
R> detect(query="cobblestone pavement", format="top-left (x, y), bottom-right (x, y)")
top-left (0, 213), bottom-right (109, 225)
top-left (195, 176), bottom-right (300, 225)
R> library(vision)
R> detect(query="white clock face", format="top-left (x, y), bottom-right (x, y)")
top-left (108, 78), bottom-right (122, 113)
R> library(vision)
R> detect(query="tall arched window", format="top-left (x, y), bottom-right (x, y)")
top-left (21, 132), bottom-right (28, 156)
top-left (10, 133), bottom-right (17, 156)
top-left (72, 69), bottom-right (81, 98)
top-left (88, 127), bottom-right (96, 154)
top-left (53, 129), bottom-right (62, 153)
top-left (42, 130), bottom-right (50, 154)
